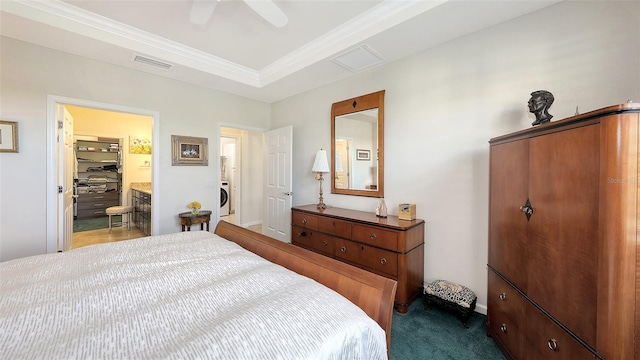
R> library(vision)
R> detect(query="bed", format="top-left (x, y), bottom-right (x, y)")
top-left (0, 221), bottom-right (397, 359)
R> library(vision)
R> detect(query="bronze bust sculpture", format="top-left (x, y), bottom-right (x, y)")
top-left (528, 90), bottom-right (554, 126)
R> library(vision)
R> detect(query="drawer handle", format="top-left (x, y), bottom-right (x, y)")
top-left (340, 246), bottom-right (346, 253)
top-left (94, 203), bottom-right (104, 207)
top-left (302, 218), bottom-right (307, 224)
top-left (380, 258), bottom-right (387, 265)
top-left (322, 241), bottom-right (328, 247)
top-left (547, 338), bottom-right (558, 351)
top-left (499, 293), bottom-right (506, 301)
top-left (94, 196), bottom-right (104, 199)
top-left (500, 324), bottom-right (507, 333)
top-left (296, 231), bottom-right (306, 237)
top-left (370, 233), bottom-right (377, 240)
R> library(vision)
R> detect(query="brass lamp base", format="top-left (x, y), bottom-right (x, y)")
top-left (316, 172), bottom-right (328, 210)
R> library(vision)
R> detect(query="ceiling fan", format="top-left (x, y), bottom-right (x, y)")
top-left (190, 0), bottom-right (288, 28)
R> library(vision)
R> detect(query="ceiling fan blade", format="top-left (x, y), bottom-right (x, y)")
top-left (243, 0), bottom-right (288, 28)
top-left (190, 0), bottom-right (218, 25)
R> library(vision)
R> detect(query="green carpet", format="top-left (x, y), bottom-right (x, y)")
top-left (73, 216), bottom-right (121, 232)
top-left (391, 297), bottom-right (505, 360)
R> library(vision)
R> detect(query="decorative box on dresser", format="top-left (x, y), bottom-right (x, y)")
top-left (291, 204), bottom-right (425, 313)
top-left (487, 103), bottom-right (640, 360)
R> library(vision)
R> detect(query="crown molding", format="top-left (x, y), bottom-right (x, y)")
top-left (259, 0), bottom-right (447, 86)
top-left (2, 0), bottom-right (260, 86)
top-left (2, 0), bottom-right (447, 89)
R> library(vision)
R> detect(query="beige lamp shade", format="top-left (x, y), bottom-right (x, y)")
top-left (312, 149), bottom-right (330, 173)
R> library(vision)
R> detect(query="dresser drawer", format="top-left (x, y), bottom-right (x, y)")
top-left (292, 226), bottom-right (335, 256)
top-left (333, 238), bottom-right (361, 265)
top-left (332, 239), bottom-right (398, 277)
top-left (292, 212), bottom-right (319, 230)
top-left (359, 244), bottom-right (398, 277)
top-left (77, 192), bottom-right (119, 203)
top-left (352, 224), bottom-right (398, 251)
top-left (77, 208), bottom-right (110, 218)
top-left (488, 270), bottom-right (526, 360)
top-left (318, 217), bottom-right (351, 238)
top-left (525, 302), bottom-right (596, 360)
top-left (77, 199), bottom-right (119, 211)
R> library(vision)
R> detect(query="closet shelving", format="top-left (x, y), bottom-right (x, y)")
top-left (74, 136), bottom-right (122, 219)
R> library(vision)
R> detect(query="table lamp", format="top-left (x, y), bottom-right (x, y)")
top-left (312, 149), bottom-right (330, 209)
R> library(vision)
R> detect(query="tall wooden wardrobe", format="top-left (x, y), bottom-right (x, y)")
top-left (487, 103), bottom-right (639, 359)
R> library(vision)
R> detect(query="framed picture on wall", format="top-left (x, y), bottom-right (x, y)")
top-left (356, 149), bottom-right (370, 161)
top-left (172, 135), bottom-right (208, 166)
top-left (0, 120), bottom-right (19, 153)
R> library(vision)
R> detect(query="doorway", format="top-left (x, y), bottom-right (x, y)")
top-left (66, 105), bottom-right (152, 248)
top-left (220, 135), bottom-right (237, 221)
top-left (219, 126), bottom-right (263, 233)
top-left (46, 95), bottom-right (159, 253)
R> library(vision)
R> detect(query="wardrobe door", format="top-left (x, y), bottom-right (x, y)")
top-left (527, 124), bottom-right (600, 347)
top-left (489, 139), bottom-right (529, 290)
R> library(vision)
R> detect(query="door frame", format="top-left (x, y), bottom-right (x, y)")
top-left (46, 95), bottom-right (160, 253)
top-left (220, 134), bottom-right (240, 219)
top-left (217, 122), bottom-right (267, 229)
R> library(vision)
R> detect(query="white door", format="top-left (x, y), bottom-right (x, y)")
top-left (262, 126), bottom-right (292, 242)
top-left (57, 105), bottom-right (75, 251)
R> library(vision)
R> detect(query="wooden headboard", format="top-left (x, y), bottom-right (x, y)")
top-left (214, 221), bottom-right (397, 352)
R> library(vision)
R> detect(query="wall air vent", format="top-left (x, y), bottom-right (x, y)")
top-left (133, 55), bottom-right (173, 70)
top-left (331, 45), bottom-right (384, 72)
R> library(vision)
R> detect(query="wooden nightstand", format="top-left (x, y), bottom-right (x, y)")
top-left (178, 210), bottom-right (212, 231)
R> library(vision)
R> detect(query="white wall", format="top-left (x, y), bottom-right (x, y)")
top-left (0, 37), bottom-right (270, 261)
top-left (271, 1), bottom-right (640, 312)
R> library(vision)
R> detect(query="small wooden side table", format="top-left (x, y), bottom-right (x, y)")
top-left (178, 210), bottom-right (212, 232)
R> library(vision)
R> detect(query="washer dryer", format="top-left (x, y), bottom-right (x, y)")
top-left (220, 181), bottom-right (230, 216)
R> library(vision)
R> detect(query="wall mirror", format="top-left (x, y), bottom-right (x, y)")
top-left (331, 90), bottom-right (384, 198)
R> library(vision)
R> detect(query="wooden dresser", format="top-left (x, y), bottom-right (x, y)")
top-left (487, 103), bottom-right (640, 359)
top-left (291, 204), bottom-right (425, 313)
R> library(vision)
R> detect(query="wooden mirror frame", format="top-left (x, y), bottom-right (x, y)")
top-left (331, 90), bottom-right (385, 198)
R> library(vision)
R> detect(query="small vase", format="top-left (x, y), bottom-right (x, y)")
top-left (191, 208), bottom-right (199, 215)
top-left (377, 198), bottom-right (387, 218)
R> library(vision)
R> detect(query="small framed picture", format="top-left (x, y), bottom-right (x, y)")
top-left (0, 120), bottom-right (18, 153)
top-left (356, 149), bottom-right (370, 161)
top-left (172, 135), bottom-right (208, 166)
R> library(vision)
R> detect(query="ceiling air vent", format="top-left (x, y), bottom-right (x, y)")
top-left (331, 45), bottom-right (384, 72)
top-left (133, 55), bottom-right (173, 70)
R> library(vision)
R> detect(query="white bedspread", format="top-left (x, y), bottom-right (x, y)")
top-left (0, 231), bottom-right (387, 359)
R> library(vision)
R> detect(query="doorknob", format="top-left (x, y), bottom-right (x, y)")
top-left (520, 198), bottom-right (534, 221)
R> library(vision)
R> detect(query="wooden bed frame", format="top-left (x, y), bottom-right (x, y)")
top-left (214, 221), bottom-right (398, 353)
